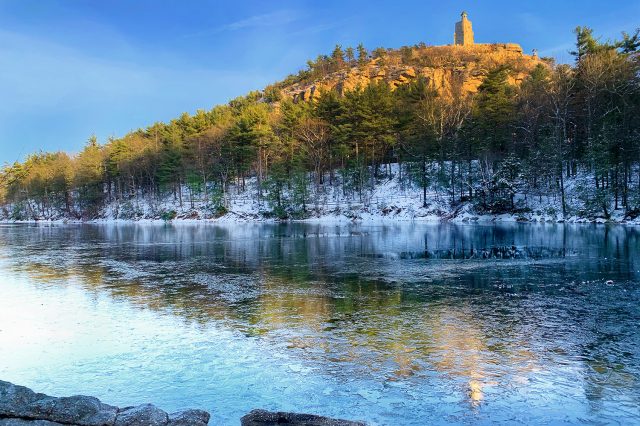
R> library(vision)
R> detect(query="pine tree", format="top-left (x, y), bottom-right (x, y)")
top-left (356, 43), bottom-right (368, 66)
top-left (470, 66), bottom-right (517, 161)
top-left (345, 47), bottom-right (355, 66)
top-left (331, 44), bottom-right (345, 71)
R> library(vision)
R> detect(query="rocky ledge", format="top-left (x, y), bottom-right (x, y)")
top-left (0, 380), bottom-right (209, 426)
top-left (0, 381), bottom-right (366, 426)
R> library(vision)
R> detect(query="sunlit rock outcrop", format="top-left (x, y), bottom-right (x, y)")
top-left (283, 43), bottom-right (544, 103)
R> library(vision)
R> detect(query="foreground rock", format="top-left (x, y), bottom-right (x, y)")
top-left (240, 409), bottom-right (365, 426)
top-left (1, 381), bottom-right (367, 426)
top-left (0, 381), bottom-right (209, 426)
top-left (166, 410), bottom-right (210, 426)
top-left (0, 420), bottom-right (64, 426)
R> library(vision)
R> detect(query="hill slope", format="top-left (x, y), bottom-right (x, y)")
top-left (2, 25), bottom-right (639, 225)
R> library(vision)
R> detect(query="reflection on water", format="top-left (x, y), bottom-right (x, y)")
top-left (0, 223), bottom-right (639, 425)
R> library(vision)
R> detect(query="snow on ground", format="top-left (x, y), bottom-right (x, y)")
top-left (2, 164), bottom-right (640, 225)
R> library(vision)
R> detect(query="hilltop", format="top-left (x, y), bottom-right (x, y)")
top-left (275, 43), bottom-right (546, 103)
top-left (270, 11), bottom-right (546, 102)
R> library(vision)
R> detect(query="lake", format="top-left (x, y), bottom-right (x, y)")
top-left (0, 222), bottom-right (639, 425)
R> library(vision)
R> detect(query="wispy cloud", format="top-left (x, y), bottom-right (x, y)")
top-left (288, 19), bottom-right (349, 37)
top-left (183, 10), bottom-right (300, 38)
top-left (223, 10), bottom-right (299, 31)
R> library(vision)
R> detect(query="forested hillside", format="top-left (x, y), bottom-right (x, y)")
top-left (1, 26), bottom-right (639, 222)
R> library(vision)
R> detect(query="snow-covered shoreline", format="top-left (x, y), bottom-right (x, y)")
top-left (3, 163), bottom-right (639, 226)
top-left (2, 211), bottom-right (639, 226)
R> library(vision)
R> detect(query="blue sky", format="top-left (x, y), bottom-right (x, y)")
top-left (0, 0), bottom-right (638, 165)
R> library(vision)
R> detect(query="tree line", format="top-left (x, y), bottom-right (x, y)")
top-left (1, 27), bottom-right (639, 220)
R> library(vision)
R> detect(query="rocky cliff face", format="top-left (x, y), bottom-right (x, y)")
top-left (282, 43), bottom-right (545, 102)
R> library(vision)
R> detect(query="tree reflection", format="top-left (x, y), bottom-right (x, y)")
top-left (1, 222), bottom-right (639, 415)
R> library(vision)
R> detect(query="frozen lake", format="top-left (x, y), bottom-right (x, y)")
top-left (1, 222), bottom-right (639, 425)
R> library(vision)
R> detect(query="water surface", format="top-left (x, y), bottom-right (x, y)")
top-left (0, 222), bottom-right (639, 425)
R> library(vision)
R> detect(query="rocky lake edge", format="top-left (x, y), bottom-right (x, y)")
top-left (0, 381), bottom-right (365, 426)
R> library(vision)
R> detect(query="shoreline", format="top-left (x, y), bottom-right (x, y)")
top-left (4, 164), bottom-right (639, 227)
top-left (0, 380), bottom-right (365, 426)
top-left (1, 213), bottom-right (639, 226)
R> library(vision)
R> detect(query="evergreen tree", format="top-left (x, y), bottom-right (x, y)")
top-left (469, 66), bottom-right (517, 162)
top-left (356, 43), bottom-right (368, 66)
top-left (345, 47), bottom-right (355, 66)
top-left (331, 44), bottom-right (345, 70)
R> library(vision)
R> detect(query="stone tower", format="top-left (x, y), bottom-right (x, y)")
top-left (454, 11), bottom-right (474, 46)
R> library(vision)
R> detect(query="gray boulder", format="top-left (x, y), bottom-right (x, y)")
top-left (0, 381), bottom-right (47, 418)
top-left (240, 409), bottom-right (365, 426)
top-left (0, 381), bottom-right (117, 426)
top-left (167, 410), bottom-right (210, 426)
top-left (114, 404), bottom-right (169, 426)
top-left (0, 419), bottom-right (64, 426)
top-left (0, 381), bottom-right (210, 426)
top-left (26, 396), bottom-right (118, 426)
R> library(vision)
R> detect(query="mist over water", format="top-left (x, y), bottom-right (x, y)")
top-left (0, 223), bottom-right (639, 425)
